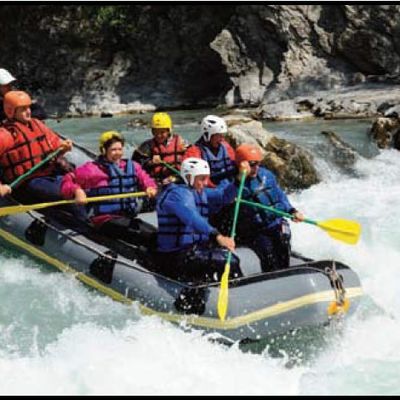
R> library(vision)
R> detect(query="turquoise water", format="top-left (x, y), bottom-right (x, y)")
top-left (1, 112), bottom-right (399, 394)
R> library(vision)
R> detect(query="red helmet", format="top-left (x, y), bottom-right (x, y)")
top-left (3, 90), bottom-right (32, 119)
top-left (235, 143), bottom-right (263, 164)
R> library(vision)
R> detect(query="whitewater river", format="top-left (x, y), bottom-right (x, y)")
top-left (1, 111), bottom-right (399, 395)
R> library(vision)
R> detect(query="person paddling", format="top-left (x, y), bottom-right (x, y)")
top-left (155, 157), bottom-right (249, 283)
top-left (61, 130), bottom-right (158, 247)
top-left (228, 144), bottom-right (305, 272)
top-left (132, 112), bottom-right (188, 184)
top-left (0, 91), bottom-right (72, 200)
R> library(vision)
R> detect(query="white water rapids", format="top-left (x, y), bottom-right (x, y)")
top-left (0, 114), bottom-right (399, 395)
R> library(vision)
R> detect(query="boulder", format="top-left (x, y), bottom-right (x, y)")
top-left (369, 117), bottom-right (400, 149)
top-left (223, 115), bottom-right (320, 191)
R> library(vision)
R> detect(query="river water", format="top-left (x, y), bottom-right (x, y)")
top-left (1, 111), bottom-right (399, 395)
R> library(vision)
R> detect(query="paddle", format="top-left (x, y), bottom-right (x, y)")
top-left (217, 170), bottom-right (247, 321)
top-left (9, 148), bottom-right (63, 189)
top-left (239, 199), bottom-right (361, 245)
top-left (0, 191), bottom-right (147, 218)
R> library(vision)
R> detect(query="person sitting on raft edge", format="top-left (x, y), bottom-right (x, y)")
top-left (132, 111), bottom-right (188, 185)
top-left (0, 90), bottom-right (72, 200)
top-left (183, 115), bottom-right (236, 188)
top-left (154, 156), bottom-right (250, 283)
top-left (214, 143), bottom-right (305, 273)
top-left (60, 130), bottom-right (158, 248)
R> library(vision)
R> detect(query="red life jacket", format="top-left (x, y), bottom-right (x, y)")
top-left (0, 119), bottom-right (58, 183)
top-left (150, 134), bottom-right (185, 178)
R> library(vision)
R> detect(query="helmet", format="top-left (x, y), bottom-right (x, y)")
top-left (180, 157), bottom-right (210, 186)
top-left (151, 112), bottom-right (172, 130)
top-left (235, 143), bottom-right (263, 164)
top-left (0, 69), bottom-right (16, 86)
top-left (3, 90), bottom-right (32, 119)
top-left (99, 130), bottom-right (124, 154)
top-left (200, 115), bottom-right (227, 142)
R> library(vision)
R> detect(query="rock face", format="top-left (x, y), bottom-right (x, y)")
top-left (224, 115), bottom-right (320, 191)
top-left (1, 5), bottom-right (400, 117)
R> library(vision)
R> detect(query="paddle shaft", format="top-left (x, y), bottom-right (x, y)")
top-left (228, 172), bottom-right (248, 256)
top-left (238, 198), bottom-right (317, 225)
top-left (9, 148), bottom-right (63, 189)
top-left (217, 171), bottom-right (247, 321)
top-left (0, 191), bottom-right (147, 217)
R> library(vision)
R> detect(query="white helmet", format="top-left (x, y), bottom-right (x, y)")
top-left (180, 157), bottom-right (210, 186)
top-left (0, 69), bottom-right (16, 86)
top-left (200, 115), bottom-right (227, 142)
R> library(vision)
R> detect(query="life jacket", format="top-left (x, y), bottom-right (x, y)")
top-left (0, 119), bottom-right (57, 183)
top-left (150, 134), bottom-right (185, 178)
top-left (157, 183), bottom-right (210, 252)
top-left (86, 158), bottom-right (139, 217)
top-left (241, 167), bottom-right (288, 229)
top-left (198, 141), bottom-right (236, 185)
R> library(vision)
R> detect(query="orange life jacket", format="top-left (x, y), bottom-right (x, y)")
top-left (0, 119), bottom-right (58, 183)
top-left (150, 134), bottom-right (185, 178)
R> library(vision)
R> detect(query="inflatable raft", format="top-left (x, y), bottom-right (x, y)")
top-left (0, 145), bottom-right (363, 343)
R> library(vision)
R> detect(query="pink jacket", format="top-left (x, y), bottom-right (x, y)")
top-left (60, 158), bottom-right (157, 226)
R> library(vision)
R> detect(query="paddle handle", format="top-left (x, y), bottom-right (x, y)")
top-left (238, 198), bottom-right (317, 226)
top-left (9, 148), bottom-right (63, 189)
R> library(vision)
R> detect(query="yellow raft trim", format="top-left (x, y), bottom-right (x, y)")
top-left (0, 227), bottom-right (363, 331)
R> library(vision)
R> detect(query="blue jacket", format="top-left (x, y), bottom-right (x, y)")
top-left (157, 182), bottom-right (236, 252)
top-left (241, 167), bottom-right (294, 230)
top-left (197, 139), bottom-right (236, 185)
top-left (87, 157), bottom-right (138, 217)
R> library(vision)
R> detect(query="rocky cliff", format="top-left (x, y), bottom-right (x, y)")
top-left (1, 4), bottom-right (399, 117)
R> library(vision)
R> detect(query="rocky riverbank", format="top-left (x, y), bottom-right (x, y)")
top-left (1, 5), bottom-right (400, 120)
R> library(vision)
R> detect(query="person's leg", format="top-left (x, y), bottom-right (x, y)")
top-left (184, 243), bottom-right (242, 283)
top-left (250, 233), bottom-right (277, 272)
top-left (273, 219), bottom-right (291, 270)
top-left (25, 175), bottom-right (64, 201)
top-left (251, 221), bottom-right (292, 272)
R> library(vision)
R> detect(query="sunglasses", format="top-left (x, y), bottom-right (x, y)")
top-left (249, 161), bottom-right (260, 167)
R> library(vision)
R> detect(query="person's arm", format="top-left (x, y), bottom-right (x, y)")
top-left (205, 181), bottom-right (237, 214)
top-left (132, 140), bottom-right (154, 171)
top-left (60, 162), bottom-right (97, 198)
top-left (133, 161), bottom-right (158, 197)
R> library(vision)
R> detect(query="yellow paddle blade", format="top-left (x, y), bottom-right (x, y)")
top-left (317, 218), bottom-right (361, 245)
top-left (327, 298), bottom-right (351, 316)
top-left (217, 262), bottom-right (231, 321)
top-left (0, 192), bottom-right (147, 218)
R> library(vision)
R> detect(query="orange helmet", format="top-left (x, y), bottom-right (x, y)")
top-left (235, 143), bottom-right (263, 164)
top-left (3, 90), bottom-right (32, 119)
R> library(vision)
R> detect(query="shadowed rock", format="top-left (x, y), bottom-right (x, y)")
top-left (321, 130), bottom-right (359, 168)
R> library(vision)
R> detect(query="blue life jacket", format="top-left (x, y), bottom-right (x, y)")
top-left (241, 167), bottom-right (292, 229)
top-left (157, 183), bottom-right (211, 252)
top-left (87, 158), bottom-right (138, 217)
top-left (197, 140), bottom-right (236, 185)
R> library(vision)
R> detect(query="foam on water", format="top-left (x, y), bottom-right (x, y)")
top-left (1, 116), bottom-right (400, 394)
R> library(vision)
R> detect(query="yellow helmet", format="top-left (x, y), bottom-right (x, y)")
top-left (99, 130), bottom-right (124, 154)
top-left (151, 112), bottom-right (172, 130)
